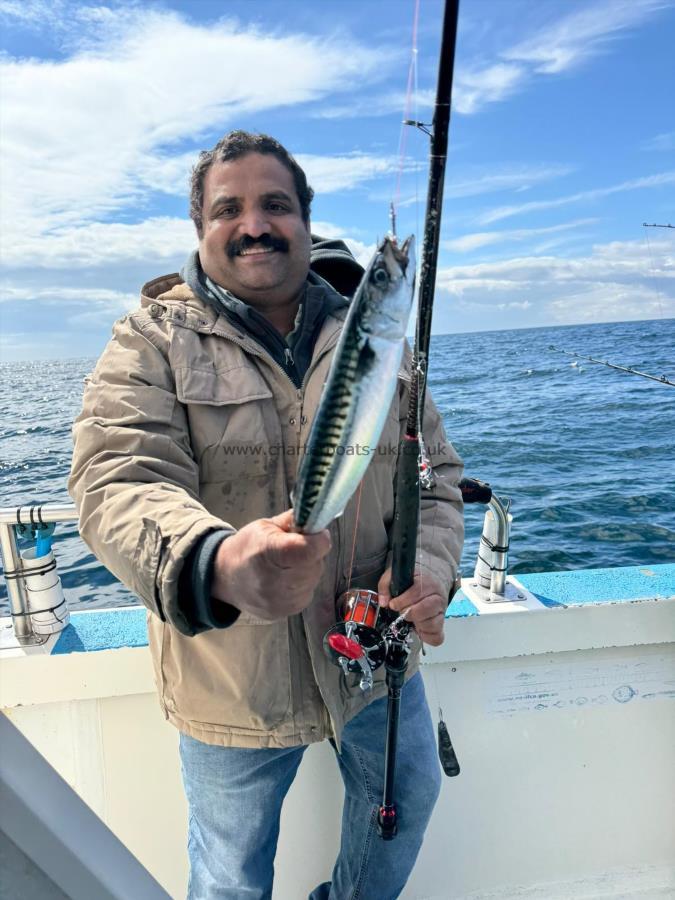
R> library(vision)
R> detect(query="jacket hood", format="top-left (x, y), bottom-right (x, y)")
top-left (309, 234), bottom-right (364, 298)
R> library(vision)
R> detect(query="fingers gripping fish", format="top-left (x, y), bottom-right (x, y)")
top-left (293, 235), bottom-right (415, 534)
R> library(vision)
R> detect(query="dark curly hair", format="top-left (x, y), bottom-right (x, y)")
top-left (189, 131), bottom-right (314, 236)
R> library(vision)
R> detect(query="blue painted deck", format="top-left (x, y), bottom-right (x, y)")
top-left (52, 607), bottom-right (148, 654)
top-left (447, 562), bottom-right (675, 618)
top-left (49, 563), bottom-right (675, 653)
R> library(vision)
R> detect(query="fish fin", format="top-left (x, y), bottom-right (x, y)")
top-left (356, 338), bottom-right (377, 378)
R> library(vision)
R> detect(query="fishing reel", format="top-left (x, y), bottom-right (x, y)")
top-left (323, 589), bottom-right (413, 692)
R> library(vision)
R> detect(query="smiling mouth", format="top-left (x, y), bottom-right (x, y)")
top-left (238, 247), bottom-right (276, 257)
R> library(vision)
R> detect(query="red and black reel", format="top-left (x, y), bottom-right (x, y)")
top-left (323, 589), bottom-right (387, 683)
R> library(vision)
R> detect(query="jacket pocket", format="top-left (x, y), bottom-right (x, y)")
top-left (175, 364), bottom-right (273, 406)
top-left (163, 617), bottom-right (292, 732)
top-left (175, 365), bottom-right (278, 486)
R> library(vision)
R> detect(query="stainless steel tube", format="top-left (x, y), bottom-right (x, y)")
top-left (0, 503), bottom-right (79, 525)
top-left (0, 522), bottom-right (34, 642)
top-left (488, 495), bottom-right (509, 598)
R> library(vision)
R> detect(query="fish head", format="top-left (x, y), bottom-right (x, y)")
top-left (359, 235), bottom-right (415, 340)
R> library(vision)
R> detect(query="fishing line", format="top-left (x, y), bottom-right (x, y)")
top-left (393, 0), bottom-right (421, 221)
top-left (413, 4), bottom-right (422, 250)
top-left (347, 481), bottom-right (364, 589)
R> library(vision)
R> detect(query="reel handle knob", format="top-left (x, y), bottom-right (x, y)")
top-left (327, 633), bottom-right (363, 660)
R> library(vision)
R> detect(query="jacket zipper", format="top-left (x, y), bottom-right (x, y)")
top-left (208, 329), bottom-right (297, 387)
top-left (213, 322), bottom-right (344, 741)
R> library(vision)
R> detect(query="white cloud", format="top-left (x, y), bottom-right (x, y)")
top-left (0, 5), bottom-right (389, 266)
top-left (435, 237), bottom-right (675, 326)
top-left (370, 163), bottom-right (572, 214)
top-left (134, 152), bottom-right (200, 196)
top-left (302, 1), bottom-right (667, 121)
top-left (312, 1), bottom-right (668, 120)
top-left (531, 233), bottom-right (598, 254)
top-left (2, 217), bottom-right (195, 269)
top-left (312, 88), bottom-right (435, 120)
top-left (296, 154), bottom-right (400, 194)
top-left (504, 0), bottom-right (668, 75)
top-left (309, 221), bottom-right (350, 241)
top-left (439, 239), bottom-right (675, 292)
top-left (497, 300), bottom-right (531, 311)
top-left (0, 0), bottom-right (60, 25)
top-left (477, 172), bottom-right (675, 225)
top-left (454, 63), bottom-right (526, 115)
top-left (455, 0), bottom-right (667, 115)
top-left (641, 131), bottom-right (675, 152)
top-left (1, 285), bottom-right (136, 310)
top-left (446, 165), bottom-right (574, 200)
top-left (309, 220), bottom-right (375, 268)
top-left (445, 218), bottom-right (600, 253)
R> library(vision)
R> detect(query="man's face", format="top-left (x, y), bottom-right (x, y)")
top-left (198, 153), bottom-right (311, 309)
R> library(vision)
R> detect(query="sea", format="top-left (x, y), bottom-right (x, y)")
top-left (1, 317), bottom-right (674, 615)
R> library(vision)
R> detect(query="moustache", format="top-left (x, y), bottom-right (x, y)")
top-left (226, 234), bottom-right (289, 259)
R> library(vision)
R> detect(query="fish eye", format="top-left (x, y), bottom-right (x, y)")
top-left (372, 266), bottom-right (389, 287)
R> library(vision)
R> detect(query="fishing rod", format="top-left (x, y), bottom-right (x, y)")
top-left (313, 0), bottom-right (461, 842)
top-left (549, 345), bottom-right (675, 387)
top-left (376, 0), bottom-right (461, 841)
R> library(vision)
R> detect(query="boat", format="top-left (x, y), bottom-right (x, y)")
top-left (2, 0), bottom-right (674, 895)
top-left (1, 495), bottom-right (674, 898)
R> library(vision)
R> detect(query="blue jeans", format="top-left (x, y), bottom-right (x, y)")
top-left (179, 672), bottom-right (441, 899)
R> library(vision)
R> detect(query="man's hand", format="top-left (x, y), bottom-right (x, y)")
top-left (378, 567), bottom-right (447, 646)
top-left (212, 509), bottom-right (331, 621)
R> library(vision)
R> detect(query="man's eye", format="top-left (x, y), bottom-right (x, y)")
top-left (213, 204), bottom-right (239, 219)
top-left (268, 202), bottom-right (288, 212)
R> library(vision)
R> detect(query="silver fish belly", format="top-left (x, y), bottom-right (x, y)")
top-left (294, 235), bottom-right (415, 534)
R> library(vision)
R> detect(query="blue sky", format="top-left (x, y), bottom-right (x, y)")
top-left (1, 0), bottom-right (673, 362)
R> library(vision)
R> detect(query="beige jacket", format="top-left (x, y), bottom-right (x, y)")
top-left (69, 274), bottom-right (464, 748)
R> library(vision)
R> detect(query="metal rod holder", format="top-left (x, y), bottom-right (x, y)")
top-left (0, 503), bottom-right (79, 644)
top-left (474, 494), bottom-right (511, 600)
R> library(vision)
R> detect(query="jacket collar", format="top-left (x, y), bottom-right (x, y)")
top-left (140, 267), bottom-right (348, 373)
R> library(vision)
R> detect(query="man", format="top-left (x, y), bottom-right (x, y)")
top-left (69, 131), bottom-right (463, 899)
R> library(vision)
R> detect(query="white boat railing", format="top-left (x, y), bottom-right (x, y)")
top-left (0, 485), bottom-right (517, 645)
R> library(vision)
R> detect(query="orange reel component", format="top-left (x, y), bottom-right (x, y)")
top-left (323, 589), bottom-right (387, 675)
top-left (343, 589), bottom-right (380, 629)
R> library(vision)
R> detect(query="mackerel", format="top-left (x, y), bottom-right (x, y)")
top-left (294, 235), bottom-right (415, 533)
